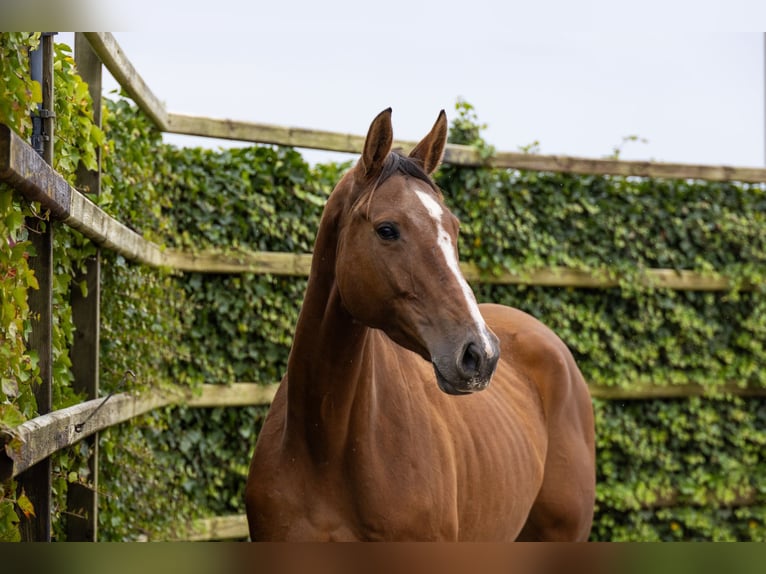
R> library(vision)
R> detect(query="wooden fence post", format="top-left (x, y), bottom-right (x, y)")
top-left (65, 33), bottom-right (102, 542)
top-left (18, 31), bottom-right (56, 543)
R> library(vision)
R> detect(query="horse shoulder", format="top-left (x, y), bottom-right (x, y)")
top-left (480, 303), bottom-right (596, 541)
top-left (480, 303), bottom-right (589, 419)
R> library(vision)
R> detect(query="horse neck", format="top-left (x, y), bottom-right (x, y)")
top-left (283, 187), bottom-right (374, 460)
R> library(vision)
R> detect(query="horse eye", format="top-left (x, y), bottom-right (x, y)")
top-left (375, 223), bottom-right (400, 241)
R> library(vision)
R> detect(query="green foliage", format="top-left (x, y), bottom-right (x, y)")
top-left (0, 33), bottom-right (41, 137)
top-left (589, 396), bottom-right (766, 541)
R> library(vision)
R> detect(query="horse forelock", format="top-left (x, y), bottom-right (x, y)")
top-left (351, 152), bottom-right (441, 218)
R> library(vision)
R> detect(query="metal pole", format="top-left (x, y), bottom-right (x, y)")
top-left (29, 39), bottom-right (44, 156)
top-left (19, 31), bottom-right (56, 543)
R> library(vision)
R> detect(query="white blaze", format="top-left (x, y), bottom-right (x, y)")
top-left (414, 189), bottom-right (495, 357)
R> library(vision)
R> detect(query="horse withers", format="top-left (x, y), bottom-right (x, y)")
top-left (245, 109), bottom-right (595, 541)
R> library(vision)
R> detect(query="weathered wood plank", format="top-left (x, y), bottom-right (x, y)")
top-left (588, 381), bottom-right (766, 400)
top-left (0, 124), bottom-right (71, 219)
top-left (3, 380), bottom-right (764, 482)
top-left (486, 150), bottom-right (766, 184)
top-left (163, 250), bottom-right (313, 275)
top-left (82, 33), bottom-right (168, 130)
top-left (172, 254), bottom-right (745, 292)
top-left (67, 33), bottom-right (103, 542)
top-left (165, 113), bottom-right (766, 183)
top-left (196, 381), bottom-right (766, 405)
top-left (462, 265), bottom-right (740, 291)
top-left (166, 113), bottom-right (370, 154)
top-left (20, 214), bottom-right (53, 542)
top-left (1, 391), bottom-right (178, 480)
top-left (65, 190), bottom-right (167, 266)
top-left (186, 514), bottom-right (249, 541)
top-left (187, 383), bottom-right (280, 408)
top-left (0, 384), bottom-right (279, 480)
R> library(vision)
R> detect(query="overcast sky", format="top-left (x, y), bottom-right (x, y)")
top-left (58, 2), bottom-right (766, 167)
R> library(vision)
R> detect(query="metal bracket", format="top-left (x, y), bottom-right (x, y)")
top-left (75, 370), bottom-right (136, 433)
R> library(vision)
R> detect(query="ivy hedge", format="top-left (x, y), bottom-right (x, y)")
top-left (1, 35), bottom-right (765, 541)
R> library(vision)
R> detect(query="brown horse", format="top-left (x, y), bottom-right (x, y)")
top-left (245, 109), bottom-right (595, 541)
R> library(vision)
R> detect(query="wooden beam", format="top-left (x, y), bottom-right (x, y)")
top-left (65, 190), bottom-right (166, 266)
top-left (0, 124), bottom-right (71, 219)
top-left (186, 515), bottom-right (249, 541)
top-left (589, 381), bottom-right (766, 400)
top-left (67, 32), bottom-right (103, 542)
top-left (3, 379), bottom-right (764, 482)
top-left (162, 250), bottom-right (313, 276)
top-left (192, 381), bottom-right (766, 406)
top-left (461, 265), bottom-right (740, 291)
top-left (82, 33), bottom-right (168, 130)
top-left (166, 253), bottom-right (747, 292)
top-left (484, 150), bottom-right (766, 184)
top-left (164, 113), bottom-right (766, 183)
top-left (166, 113), bottom-right (369, 154)
top-left (1, 390), bottom-right (178, 480)
top-left (0, 383), bottom-right (280, 480)
top-left (187, 383), bottom-right (279, 408)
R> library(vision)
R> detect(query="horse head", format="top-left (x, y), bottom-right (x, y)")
top-left (332, 108), bottom-right (500, 395)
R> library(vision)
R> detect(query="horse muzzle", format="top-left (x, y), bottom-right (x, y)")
top-left (431, 334), bottom-right (500, 396)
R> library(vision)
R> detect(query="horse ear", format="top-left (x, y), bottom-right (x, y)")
top-left (409, 110), bottom-right (448, 174)
top-left (359, 108), bottom-right (394, 178)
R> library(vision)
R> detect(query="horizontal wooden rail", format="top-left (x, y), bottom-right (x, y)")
top-left (0, 384), bottom-right (281, 480)
top-left (186, 515), bottom-right (249, 542)
top-left (483, 150), bottom-right (766, 184)
top-left (4, 380), bottom-right (764, 481)
top-left (167, 112), bottom-right (370, 155)
top-left (166, 112), bottom-right (766, 183)
top-left (186, 382), bottom-right (280, 408)
top-left (189, 381), bottom-right (766, 405)
top-left (588, 381), bottom-right (766, 400)
top-left (1, 390), bottom-right (177, 481)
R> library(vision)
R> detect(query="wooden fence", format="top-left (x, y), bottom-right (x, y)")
top-left (2, 32), bottom-right (765, 542)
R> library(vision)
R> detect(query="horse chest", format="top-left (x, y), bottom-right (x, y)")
top-left (249, 446), bottom-right (453, 541)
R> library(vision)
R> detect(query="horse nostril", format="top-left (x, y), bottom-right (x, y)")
top-left (460, 342), bottom-right (481, 377)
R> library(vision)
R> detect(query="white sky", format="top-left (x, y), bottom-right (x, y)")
top-left (59, 2), bottom-right (766, 167)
